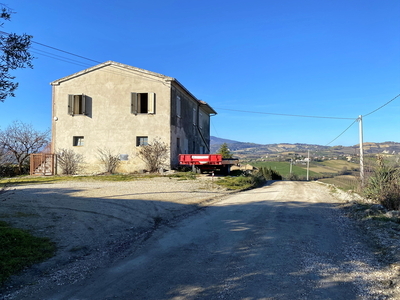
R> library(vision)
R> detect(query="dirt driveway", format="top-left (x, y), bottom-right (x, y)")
top-left (1, 179), bottom-right (399, 299)
top-left (1, 176), bottom-right (234, 298)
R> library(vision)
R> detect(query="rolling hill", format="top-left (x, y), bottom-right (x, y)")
top-left (210, 136), bottom-right (400, 160)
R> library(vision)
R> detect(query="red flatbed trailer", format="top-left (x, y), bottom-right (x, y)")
top-left (179, 154), bottom-right (238, 174)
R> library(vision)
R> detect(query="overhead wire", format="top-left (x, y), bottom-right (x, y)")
top-left (31, 41), bottom-right (102, 64)
top-left (31, 48), bottom-right (92, 68)
top-left (363, 93), bottom-right (400, 117)
top-left (213, 107), bottom-right (355, 120)
top-left (325, 118), bottom-right (358, 146)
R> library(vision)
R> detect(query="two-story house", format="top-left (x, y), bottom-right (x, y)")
top-left (51, 61), bottom-right (216, 174)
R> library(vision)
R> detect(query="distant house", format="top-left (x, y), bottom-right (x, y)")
top-left (51, 61), bottom-right (217, 173)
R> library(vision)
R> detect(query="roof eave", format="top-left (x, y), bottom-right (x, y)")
top-left (170, 79), bottom-right (217, 116)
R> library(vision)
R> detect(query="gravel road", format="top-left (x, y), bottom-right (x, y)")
top-left (1, 179), bottom-right (399, 299)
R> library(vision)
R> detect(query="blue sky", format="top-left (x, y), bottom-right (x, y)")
top-left (0, 0), bottom-right (399, 146)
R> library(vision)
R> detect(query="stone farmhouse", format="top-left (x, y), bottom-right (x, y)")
top-left (50, 61), bottom-right (217, 174)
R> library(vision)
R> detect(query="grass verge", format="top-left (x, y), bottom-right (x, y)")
top-left (319, 175), bottom-right (361, 192)
top-left (215, 174), bottom-right (264, 190)
top-left (0, 221), bottom-right (56, 285)
top-left (0, 174), bottom-right (160, 186)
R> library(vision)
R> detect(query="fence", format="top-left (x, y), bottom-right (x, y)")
top-left (30, 154), bottom-right (56, 176)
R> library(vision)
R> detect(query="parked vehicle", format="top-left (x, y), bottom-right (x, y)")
top-left (179, 154), bottom-right (238, 174)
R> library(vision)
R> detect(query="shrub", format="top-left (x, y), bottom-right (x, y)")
top-left (258, 167), bottom-right (283, 180)
top-left (97, 148), bottom-right (120, 174)
top-left (137, 138), bottom-right (169, 173)
top-left (364, 156), bottom-right (400, 210)
top-left (57, 149), bottom-right (84, 175)
top-left (215, 173), bottom-right (264, 190)
top-left (287, 173), bottom-right (299, 181)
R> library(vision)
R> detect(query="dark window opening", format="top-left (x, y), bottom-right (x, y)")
top-left (138, 93), bottom-right (148, 113)
top-left (73, 136), bottom-right (84, 146)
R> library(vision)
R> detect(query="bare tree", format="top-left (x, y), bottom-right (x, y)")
top-left (0, 144), bottom-right (8, 165)
top-left (97, 148), bottom-right (120, 174)
top-left (57, 149), bottom-right (84, 175)
top-left (137, 138), bottom-right (169, 173)
top-left (0, 121), bottom-right (50, 173)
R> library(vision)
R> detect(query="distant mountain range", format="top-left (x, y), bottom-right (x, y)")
top-left (210, 136), bottom-right (400, 159)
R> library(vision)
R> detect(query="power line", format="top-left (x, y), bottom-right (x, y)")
top-left (31, 48), bottom-right (92, 68)
top-left (364, 93), bottom-right (400, 117)
top-left (32, 41), bottom-right (102, 64)
top-left (325, 118), bottom-right (358, 146)
top-left (214, 107), bottom-right (355, 120)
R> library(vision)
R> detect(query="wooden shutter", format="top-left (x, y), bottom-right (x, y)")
top-left (68, 95), bottom-right (74, 115)
top-left (176, 96), bottom-right (181, 117)
top-left (148, 93), bottom-right (155, 114)
top-left (81, 94), bottom-right (86, 115)
top-left (131, 93), bottom-right (138, 114)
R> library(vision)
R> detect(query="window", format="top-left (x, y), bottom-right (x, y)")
top-left (176, 96), bottom-right (181, 117)
top-left (131, 93), bottom-right (155, 114)
top-left (193, 107), bottom-right (197, 125)
top-left (199, 112), bottom-right (203, 129)
top-left (136, 136), bottom-right (148, 146)
top-left (73, 136), bottom-right (84, 146)
top-left (68, 94), bottom-right (86, 115)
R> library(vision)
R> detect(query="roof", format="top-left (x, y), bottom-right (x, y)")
top-left (51, 61), bottom-right (217, 115)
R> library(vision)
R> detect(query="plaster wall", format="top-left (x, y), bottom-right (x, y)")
top-left (170, 84), bottom-right (211, 166)
top-left (52, 64), bottom-right (172, 174)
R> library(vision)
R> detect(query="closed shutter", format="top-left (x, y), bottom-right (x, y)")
top-left (193, 108), bottom-right (197, 125)
top-left (148, 93), bottom-right (155, 114)
top-left (68, 95), bottom-right (74, 115)
top-left (131, 93), bottom-right (138, 114)
top-left (176, 96), bottom-right (181, 117)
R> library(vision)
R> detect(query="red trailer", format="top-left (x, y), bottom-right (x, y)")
top-left (179, 154), bottom-right (238, 174)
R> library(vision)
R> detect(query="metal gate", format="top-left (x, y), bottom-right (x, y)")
top-left (30, 154), bottom-right (56, 176)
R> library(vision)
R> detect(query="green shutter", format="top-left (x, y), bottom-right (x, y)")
top-left (131, 93), bottom-right (138, 114)
top-left (68, 95), bottom-right (74, 115)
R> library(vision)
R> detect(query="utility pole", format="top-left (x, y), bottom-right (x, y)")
top-left (358, 115), bottom-right (364, 187)
top-left (290, 159), bottom-right (292, 175)
top-left (307, 150), bottom-right (310, 181)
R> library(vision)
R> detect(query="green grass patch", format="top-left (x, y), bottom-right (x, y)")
top-left (167, 172), bottom-right (197, 180)
top-left (0, 174), bottom-right (162, 186)
top-left (319, 175), bottom-right (361, 192)
top-left (250, 161), bottom-right (320, 179)
top-left (318, 160), bottom-right (358, 171)
top-left (0, 221), bottom-right (56, 285)
top-left (215, 175), bottom-right (264, 190)
top-left (0, 173), bottom-right (202, 186)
